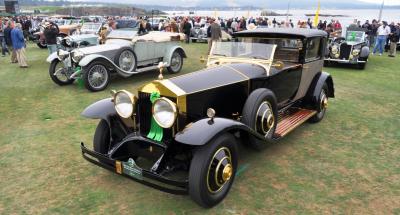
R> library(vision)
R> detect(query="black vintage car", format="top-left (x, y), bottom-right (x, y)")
top-left (325, 27), bottom-right (370, 69)
top-left (80, 28), bottom-right (334, 208)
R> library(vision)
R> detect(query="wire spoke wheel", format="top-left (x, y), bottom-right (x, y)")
top-left (118, 50), bottom-right (136, 71)
top-left (88, 64), bottom-right (108, 89)
top-left (54, 61), bottom-right (71, 82)
top-left (170, 52), bottom-right (182, 72)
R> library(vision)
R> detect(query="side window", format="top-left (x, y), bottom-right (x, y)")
top-left (305, 37), bottom-right (321, 61)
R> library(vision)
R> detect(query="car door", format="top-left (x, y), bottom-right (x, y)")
top-left (292, 37), bottom-right (325, 101)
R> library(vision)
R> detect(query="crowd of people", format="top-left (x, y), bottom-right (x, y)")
top-left (1, 14), bottom-right (399, 69)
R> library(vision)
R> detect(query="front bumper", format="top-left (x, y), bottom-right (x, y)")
top-left (325, 58), bottom-right (366, 64)
top-left (80, 137), bottom-right (188, 195)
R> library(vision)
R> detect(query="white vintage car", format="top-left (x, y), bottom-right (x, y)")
top-left (47, 20), bottom-right (186, 92)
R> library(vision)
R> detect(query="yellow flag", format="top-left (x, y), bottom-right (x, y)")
top-left (313, 0), bottom-right (321, 28)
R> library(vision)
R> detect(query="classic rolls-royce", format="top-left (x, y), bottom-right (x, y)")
top-left (325, 27), bottom-right (370, 69)
top-left (80, 28), bottom-right (334, 207)
top-left (47, 20), bottom-right (186, 92)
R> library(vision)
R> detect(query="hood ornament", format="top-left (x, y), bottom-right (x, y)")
top-left (157, 62), bottom-right (168, 80)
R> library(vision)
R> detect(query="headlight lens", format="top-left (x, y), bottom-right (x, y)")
top-left (331, 45), bottom-right (339, 54)
top-left (66, 38), bottom-right (72, 46)
top-left (114, 90), bottom-right (136, 118)
top-left (352, 49), bottom-right (361, 56)
top-left (153, 98), bottom-right (177, 128)
top-left (72, 50), bottom-right (84, 63)
top-left (57, 49), bottom-right (69, 61)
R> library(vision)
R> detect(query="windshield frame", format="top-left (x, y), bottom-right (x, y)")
top-left (208, 41), bottom-right (277, 75)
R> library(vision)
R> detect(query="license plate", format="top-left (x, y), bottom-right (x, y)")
top-left (119, 158), bottom-right (143, 180)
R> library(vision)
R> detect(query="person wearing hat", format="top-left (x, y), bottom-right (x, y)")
top-left (373, 21), bottom-right (391, 56)
top-left (11, 23), bottom-right (28, 68)
top-left (43, 21), bottom-right (59, 55)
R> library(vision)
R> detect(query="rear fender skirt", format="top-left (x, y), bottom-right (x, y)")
top-left (174, 118), bottom-right (265, 146)
top-left (305, 72), bottom-right (335, 110)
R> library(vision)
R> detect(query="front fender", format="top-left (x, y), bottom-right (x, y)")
top-left (360, 46), bottom-right (370, 58)
top-left (164, 46), bottom-right (187, 65)
top-left (46, 52), bottom-right (59, 63)
top-left (78, 54), bottom-right (114, 68)
top-left (81, 98), bottom-right (116, 122)
top-left (174, 118), bottom-right (264, 146)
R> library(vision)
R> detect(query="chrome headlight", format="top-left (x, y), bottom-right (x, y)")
top-left (72, 50), bottom-right (84, 63)
top-left (65, 38), bottom-right (72, 46)
top-left (113, 90), bottom-right (137, 118)
top-left (57, 49), bottom-right (70, 61)
top-left (152, 97), bottom-right (177, 128)
top-left (331, 45), bottom-right (339, 54)
top-left (352, 49), bottom-right (361, 56)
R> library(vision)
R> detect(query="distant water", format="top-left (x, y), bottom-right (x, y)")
top-left (166, 9), bottom-right (400, 27)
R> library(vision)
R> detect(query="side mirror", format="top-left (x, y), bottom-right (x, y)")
top-left (200, 56), bottom-right (206, 63)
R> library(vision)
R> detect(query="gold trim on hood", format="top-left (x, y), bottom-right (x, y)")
top-left (138, 79), bottom-right (187, 113)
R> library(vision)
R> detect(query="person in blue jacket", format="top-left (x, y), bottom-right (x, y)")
top-left (11, 23), bottom-right (28, 68)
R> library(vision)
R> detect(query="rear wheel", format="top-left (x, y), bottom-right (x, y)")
top-left (309, 83), bottom-right (329, 123)
top-left (241, 89), bottom-right (278, 149)
top-left (189, 133), bottom-right (238, 208)
top-left (167, 50), bottom-right (183, 74)
top-left (49, 59), bottom-right (74, 86)
top-left (83, 61), bottom-right (110, 92)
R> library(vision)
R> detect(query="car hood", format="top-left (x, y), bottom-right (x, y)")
top-left (67, 34), bottom-right (97, 41)
top-left (76, 43), bottom-right (123, 55)
top-left (139, 63), bottom-right (265, 95)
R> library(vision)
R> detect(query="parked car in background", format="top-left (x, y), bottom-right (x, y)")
top-left (148, 17), bottom-right (166, 30)
top-left (47, 20), bottom-right (186, 92)
top-left (325, 27), bottom-right (370, 69)
top-left (58, 22), bottom-right (103, 50)
top-left (190, 25), bottom-right (232, 43)
top-left (79, 28), bottom-right (334, 208)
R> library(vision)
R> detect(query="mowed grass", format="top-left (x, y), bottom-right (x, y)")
top-left (0, 42), bottom-right (399, 214)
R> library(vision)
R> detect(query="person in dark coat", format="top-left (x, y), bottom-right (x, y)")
top-left (182, 18), bottom-right (192, 43)
top-left (43, 22), bottom-right (59, 55)
top-left (4, 21), bottom-right (17, 63)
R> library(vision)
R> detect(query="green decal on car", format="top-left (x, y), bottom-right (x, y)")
top-left (122, 158), bottom-right (143, 180)
top-left (75, 67), bottom-right (84, 88)
top-left (147, 92), bottom-right (163, 141)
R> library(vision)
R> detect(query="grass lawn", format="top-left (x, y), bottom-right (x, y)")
top-left (0, 42), bottom-right (399, 214)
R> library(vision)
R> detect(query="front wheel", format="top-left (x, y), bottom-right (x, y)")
top-left (357, 62), bottom-right (367, 70)
top-left (49, 59), bottom-right (74, 86)
top-left (37, 41), bottom-right (47, 49)
top-left (93, 120), bottom-right (111, 163)
top-left (189, 133), bottom-right (238, 208)
top-left (167, 50), bottom-right (183, 74)
top-left (83, 61), bottom-right (110, 92)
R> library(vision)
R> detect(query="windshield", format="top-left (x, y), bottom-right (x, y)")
top-left (211, 41), bottom-right (276, 60)
top-left (107, 29), bottom-right (138, 39)
top-left (346, 31), bottom-right (365, 43)
top-left (81, 23), bottom-right (102, 33)
top-left (239, 37), bottom-right (302, 62)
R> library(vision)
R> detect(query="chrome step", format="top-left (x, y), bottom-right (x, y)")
top-left (274, 108), bottom-right (317, 138)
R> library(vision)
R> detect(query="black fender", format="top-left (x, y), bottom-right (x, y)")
top-left (81, 98), bottom-right (116, 124)
top-left (305, 71), bottom-right (335, 111)
top-left (174, 118), bottom-right (265, 146)
top-left (360, 46), bottom-right (370, 58)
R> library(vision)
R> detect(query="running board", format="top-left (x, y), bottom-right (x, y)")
top-left (274, 108), bottom-right (317, 139)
